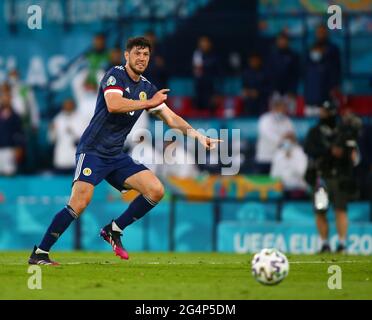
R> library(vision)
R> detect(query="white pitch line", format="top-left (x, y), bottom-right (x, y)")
top-left (3, 260), bottom-right (372, 266)
top-left (290, 260), bottom-right (372, 264)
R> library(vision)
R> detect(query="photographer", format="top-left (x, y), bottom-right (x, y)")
top-left (304, 101), bottom-right (361, 253)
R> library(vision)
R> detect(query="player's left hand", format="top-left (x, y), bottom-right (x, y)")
top-left (199, 136), bottom-right (223, 150)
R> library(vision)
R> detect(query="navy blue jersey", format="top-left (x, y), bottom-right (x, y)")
top-left (77, 65), bottom-right (158, 157)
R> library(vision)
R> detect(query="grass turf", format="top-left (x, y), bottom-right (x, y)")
top-left (0, 251), bottom-right (371, 300)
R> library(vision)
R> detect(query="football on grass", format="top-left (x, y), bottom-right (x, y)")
top-left (251, 248), bottom-right (289, 285)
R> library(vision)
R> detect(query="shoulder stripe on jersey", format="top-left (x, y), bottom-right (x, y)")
top-left (103, 85), bottom-right (124, 92)
top-left (140, 75), bottom-right (151, 84)
top-left (104, 89), bottom-right (124, 96)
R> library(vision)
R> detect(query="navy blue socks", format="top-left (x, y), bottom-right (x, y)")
top-left (38, 205), bottom-right (78, 252)
top-left (37, 195), bottom-right (157, 253)
top-left (114, 195), bottom-right (157, 231)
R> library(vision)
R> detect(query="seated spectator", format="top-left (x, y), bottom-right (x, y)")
top-left (241, 52), bottom-right (271, 116)
top-left (267, 32), bottom-right (299, 115)
top-left (48, 99), bottom-right (85, 174)
top-left (0, 91), bottom-right (24, 176)
top-left (192, 36), bottom-right (219, 113)
top-left (270, 132), bottom-right (309, 199)
top-left (255, 94), bottom-right (295, 174)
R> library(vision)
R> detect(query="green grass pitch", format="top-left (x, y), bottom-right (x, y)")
top-left (0, 252), bottom-right (371, 300)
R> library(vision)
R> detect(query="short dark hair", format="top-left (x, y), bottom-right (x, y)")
top-left (126, 37), bottom-right (152, 53)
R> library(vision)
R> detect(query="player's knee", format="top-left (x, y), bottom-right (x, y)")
top-left (69, 194), bottom-right (91, 215)
top-left (79, 198), bottom-right (91, 212)
top-left (146, 182), bottom-right (164, 203)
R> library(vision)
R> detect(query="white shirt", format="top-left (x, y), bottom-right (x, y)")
top-left (270, 145), bottom-right (308, 190)
top-left (10, 79), bottom-right (40, 128)
top-left (0, 148), bottom-right (16, 175)
top-left (161, 142), bottom-right (199, 178)
top-left (72, 69), bottom-right (103, 129)
top-left (129, 140), bottom-right (163, 175)
top-left (49, 111), bottom-right (85, 169)
top-left (255, 112), bottom-right (295, 163)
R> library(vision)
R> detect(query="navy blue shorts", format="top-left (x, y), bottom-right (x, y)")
top-left (73, 152), bottom-right (148, 192)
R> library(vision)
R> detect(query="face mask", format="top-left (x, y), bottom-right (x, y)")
top-left (281, 139), bottom-right (294, 151)
top-left (8, 77), bottom-right (18, 85)
top-left (310, 50), bottom-right (322, 62)
top-left (273, 111), bottom-right (285, 120)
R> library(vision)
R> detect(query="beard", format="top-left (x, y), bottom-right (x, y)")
top-left (128, 61), bottom-right (146, 75)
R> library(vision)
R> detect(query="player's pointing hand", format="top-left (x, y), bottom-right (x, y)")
top-left (148, 89), bottom-right (170, 108)
top-left (199, 136), bottom-right (224, 150)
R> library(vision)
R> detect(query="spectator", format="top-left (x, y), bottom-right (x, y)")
top-left (267, 32), bottom-right (300, 115)
top-left (70, 34), bottom-right (109, 130)
top-left (106, 47), bottom-right (123, 70)
top-left (144, 31), bottom-right (168, 89)
top-left (129, 132), bottom-right (162, 176)
top-left (315, 25), bottom-right (341, 83)
top-left (0, 91), bottom-right (24, 176)
top-left (7, 69), bottom-right (40, 130)
top-left (85, 33), bottom-right (109, 88)
top-left (255, 94), bottom-right (295, 174)
top-left (161, 140), bottom-right (199, 178)
top-left (357, 121), bottom-right (372, 201)
top-left (192, 36), bottom-right (219, 113)
top-left (49, 99), bottom-right (85, 174)
top-left (270, 132), bottom-right (308, 198)
top-left (7, 69), bottom-right (41, 172)
top-left (72, 68), bottom-right (102, 129)
top-left (304, 25), bottom-right (342, 116)
top-left (241, 52), bottom-right (271, 116)
top-left (130, 137), bottom-right (199, 179)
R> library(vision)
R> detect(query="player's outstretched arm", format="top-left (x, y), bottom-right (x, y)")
top-left (105, 89), bottom-right (170, 114)
top-left (152, 104), bottom-right (222, 150)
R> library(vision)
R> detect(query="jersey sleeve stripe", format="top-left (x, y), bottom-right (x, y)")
top-left (103, 86), bottom-right (124, 93)
top-left (104, 89), bottom-right (124, 96)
